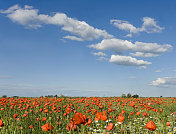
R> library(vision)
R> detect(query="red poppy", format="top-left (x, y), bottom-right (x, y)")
top-left (87, 118), bottom-right (92, 126)
top-left (117, 114), bottom-right (124, 123)
top-left (41, 123), bottom-right (54, 131)
top-left (145, 120), bottom-right (156, 131)
top-left (101, 115), bottom-right (107, 121)
top-left (23, 114), bottom-right (27, 117)
top-left (107, 123), bottom-right (113, 130)
top-left (66, 122), bottom-right (77, 131)
top-left (29, 125), bottom-right (34, 129)
top-left (0, 120), bottom-right (4, 127)
top-left (44, 109), bottom-right (48, 113)
top-left (72, 112), bottom-right (86, 125)
top-left (39, 108), bottom-right (43, 112)
top-left (142, 112), bottom-right (148, 117)
top-left (167, 122), bottom-right (170, 126)
top-left (42, 117), bottom-right (47, 121)
top-left (13, 114), bottom-right (17, 119)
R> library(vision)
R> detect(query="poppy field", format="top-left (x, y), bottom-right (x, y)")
top-left (0, 97), bottom-right (176, 133)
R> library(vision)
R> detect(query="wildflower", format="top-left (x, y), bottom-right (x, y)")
top-left (0, 120), bottom-right (4, 127)
top-left (167, 122), bottom-right (170, 127)
top-left (42, 117), bottom-right (47, 121)
top-left (107, 123), bottom-right (113, 130)
top-left (101, 115), bottom-right (107, 121)
top-left (117, 114), bottom-right (124, 123)
top-left (13, 114), bottom-right (17, 119)
top-left (66, 122), bottom-right (77, 131)
top-left (87, 118), bottom-right (92, 126)
top-left (41, 123), bottom-right (54, 131)
top-left (23, 114), bottom-right (27, 117)
top-left (29, 125), bottom-right (34, 129)
top-left (72, 112), bottom-right (86, 125)
top-left (145, 120), bottom-right (156, 131)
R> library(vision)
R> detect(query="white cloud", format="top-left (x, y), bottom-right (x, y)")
top-left (150, 77), bottom-right (176, 87)
top-left (0, 4), bottom-right (20, 14)
top-left (89, 38), bottom-right (133, 53)
top-left (130, 52), bottom-right (159, 57)
top-left (140, 17), bottom-right (164, 33)
top-left (96, 56), bottom-right (108, 61)
top-left (0, 5), bottom-right (113, 41)
top-left (93, 52), bottom-right (107, 56)
top-left (63, 35), bottom-right (83, 41)
top-left (110, 20), bottom-right (138, 33)
top-left (111, 17), bottom-right (164, 36)
top-left (109, 55), bottom-right (151, 67)
top-left (89, 38), bottom-right (172, 55)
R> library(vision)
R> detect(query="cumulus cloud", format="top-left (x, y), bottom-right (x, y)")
top-left (0, 4), bottom-right (113, 41)
top-left (111, 20), bottom-right (138, 33)
top-left (150, 77), bottom-right (176, 87)
top-left (109, 55), bottom-right (151, 67)
top-left (93, 52), bottom-right (107, 56)
top-left (96, 56), bottom-right (108, 61)
top-left (111, 17), bottom-right (164, 36)
top-left (63, 35), bottom-right (83, 41)
top-left (130, 52), bottom-right (159, 57)
top-left (89, 38), bottom-right (172, 55)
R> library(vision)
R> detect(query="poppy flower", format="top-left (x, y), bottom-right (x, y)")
top-left (166, 122), bottom-right (170, 127)
top-left (44, 109), bottom-right (48, 113)
top-left (87, 118), bottom-right (92, 126)
top-left (107, 123), bottom-right (113, 130)
top-left (130, 112), bottom-right (134, 115)
top-left (0, 120), bottom-right (4, 127)
top-left (117, 114), bottom-right (124, 123)
top-left (142, 112), bottom-right (148, 117)
top-left (145, 120), bottom-right (156, 131)
top-left (72, 112), bottom-right (86, 125)
top-left (39, 108), bottom-right (43, 112)
top-left (23, 114), bottom-right (27, 117)
top-left (66, 122), bottom-right (77, 131)
top-left (101, 115), bottom-right (107, 121)
top-left (13, 114), bottom-right (17, 119)
top-left (42, 117), bottom-right (47, 121)
top-left (136, 111), bottom-right (141, 116)
top-left (29, 125), bottom-right (34, 129)
top-left (41, 123), bottom-right (54, 131)
top-left (95, 112), bottom-right (102, 121)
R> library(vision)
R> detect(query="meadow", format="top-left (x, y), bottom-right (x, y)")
top-left (0, 96), bottom-right (175, 133)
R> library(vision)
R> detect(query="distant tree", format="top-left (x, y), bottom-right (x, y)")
top-left (60, 94), bottom-right (65, 97)
top-left (127, 93), bottom-right (132, 98)
top-left (132, 94), bottom-right (139, 98)
top-left (160, 96), bottom-right (163, 98)
top-left (2, 95), bottom-right (7, 98)
top-left (121, 94), bottom-right (126, 98)
top-left (54, 94), bottom-right (58, 98)
top-left (13, 96), bottom-right (19, 98)
top-left (48, 95), bottom-right (54, 98)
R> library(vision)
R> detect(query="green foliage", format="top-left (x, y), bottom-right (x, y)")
top-left (2, 95), bottom-right (7, 98)
top-left (127, 93), bottom-right (132, 98)
top-left (121, 93), bottom-right (126, 98)
top-left (132, 94), bottom-right (139, 98)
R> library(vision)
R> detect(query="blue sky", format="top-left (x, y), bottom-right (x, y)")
top-left (0, 0), bottom-right (176, 97)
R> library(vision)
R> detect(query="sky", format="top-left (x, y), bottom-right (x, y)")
top-left (0, 0), bottom-right (176, 97)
